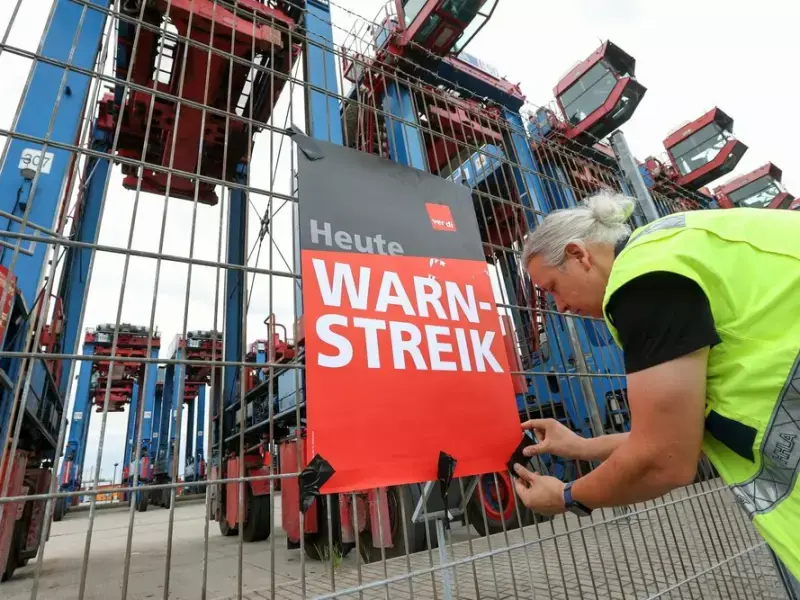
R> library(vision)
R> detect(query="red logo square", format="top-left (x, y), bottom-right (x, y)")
top-left (425, 203), bottom-right (457, 232)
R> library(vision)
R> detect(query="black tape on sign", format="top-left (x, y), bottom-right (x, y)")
top-left (285, 124), bottom-right (325, 161)
top-left (299, 454), bottom-right (335, 514)
top-left (437, 451), bottom-right (457, 528)
top-left (507, 433), bottom-right (537, 477)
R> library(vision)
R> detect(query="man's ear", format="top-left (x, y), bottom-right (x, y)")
top-left (564, 242), bottom-right (591, 270)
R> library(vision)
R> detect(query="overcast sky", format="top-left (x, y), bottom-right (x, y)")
top-left (0, 0), bottom-right (797, 482)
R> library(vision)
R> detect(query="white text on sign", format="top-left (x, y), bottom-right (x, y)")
top-left (311, 258), bottom-right (503, 373)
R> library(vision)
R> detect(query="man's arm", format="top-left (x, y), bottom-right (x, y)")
top-left (569, 347), bottom-right (708, 508)
top-left (521, 418), bottom-right (628, 462)
top-left (576, 432), bottom-right (629, 462)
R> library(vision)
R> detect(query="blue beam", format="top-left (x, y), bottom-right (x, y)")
top-left (59, 341), bottom-right (95, 505)
top-left (256, 348), bottom-right (267, 383)
top-left (382, 83), bottom-right (428, 171)
top-left (157, 368), bottom-right (173, 474)
top-left (501, 109), bottom-right (547, 222)
top-left (124, 381), bottom-right (140, 470)
top-left (57, 127), bottom-right (111, 400)
top-left (304, 0), bottom-right (343, 145)
top-left (224, 170), bottom-right (247, 442)
top-left (167, 351), bottom-right (185, 480)
top-left (0, 0), bottom-right (110, 314)
top-left (195, 385), bottom-right (205, 464)
top-left (134, 356), bottom-right (160, 483)
top-left (184, 396), bottom-right (195, 468)
top-left (295, 1), bottom-right (346, 320)
top-left (151, 372), bottom-right (164, 463)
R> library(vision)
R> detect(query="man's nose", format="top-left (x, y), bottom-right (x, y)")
top-left (554, 297), bottom-right (567, 313)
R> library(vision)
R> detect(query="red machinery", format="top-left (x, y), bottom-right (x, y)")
top-left (243, 324), bottom-right (296, 394)
top-left (553, 40), bottom-right (646, 144)
top-left (102, 0), bottom-right (300, 204)
top-left (646, 107), bottom-right (748, 191)
top-left (89, 324), bottom-right (161, 412)
top-left (174, 329), bottom-right (223, 387)
top-left (346, 0), bottom-right (500, 66)
top-left (713, 163), bottom-right (795, 209)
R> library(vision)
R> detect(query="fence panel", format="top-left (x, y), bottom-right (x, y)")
top-left (0, 1), bottom-right (791, 599)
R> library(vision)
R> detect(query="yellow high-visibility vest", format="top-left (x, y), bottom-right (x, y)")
top-left (602, 207), bottom-right (800, 580)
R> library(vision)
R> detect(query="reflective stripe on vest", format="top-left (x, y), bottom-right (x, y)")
top-left (732, 349), bottom-right (800, 517)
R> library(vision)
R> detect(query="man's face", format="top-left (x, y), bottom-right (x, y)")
top-left (525, 242), bottom-right (608, 318)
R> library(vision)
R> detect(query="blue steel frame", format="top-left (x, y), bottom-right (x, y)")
top-left (124, 382), bottom-right (141, 476)
top-left (234, 0), bottom-right (346, 437)
top-left (125, 353), bottom-right (159, 488)
top-left (59, 340), bottom-right (95, 509)
top-left (164, 350), bottom-right (187, 480)
top-left (184, 394), bottom-right (195, 469)
top-left (156, 368), bottom-right (172, 477)
top-left (194, 385), bottom-right (205, 468)
top-left (0, 0), bottom-right (111, 468)
top-left (219, 168), bottom-right (247, 462)
top-left (505, 111), bottom-right (629, 441)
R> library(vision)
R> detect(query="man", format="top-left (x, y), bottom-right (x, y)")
top-left (510, 190), bottom-right (800, 591)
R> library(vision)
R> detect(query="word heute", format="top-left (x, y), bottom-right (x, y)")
top-left (311, 258), bottom-right (503, 373)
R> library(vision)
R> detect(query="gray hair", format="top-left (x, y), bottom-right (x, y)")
top-left (521, 190), bottom-right (637, 268)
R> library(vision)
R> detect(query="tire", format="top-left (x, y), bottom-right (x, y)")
top-left (358, 484), bottom-right (432, 563)
top-left (242, 488), bottom-right (271, 543)
top-left (53, 497), bottom-right (65, 522)
top-left (1, 519), bottom-right (24, 582)
top-left (136, 490), bottom-right (149, 512)
top-left (468, 472), bottom-right (534, 537)
top-left (304, 495), bottom-right (353, 561)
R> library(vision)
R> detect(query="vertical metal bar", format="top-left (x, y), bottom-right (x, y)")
top-left (609, 130), bottom-right (660, 222)
top-left (435, 519), bottom-right (454, 600)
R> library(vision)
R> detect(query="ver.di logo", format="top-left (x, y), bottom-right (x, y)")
top-left (425, 203), bottom-right (456, 232)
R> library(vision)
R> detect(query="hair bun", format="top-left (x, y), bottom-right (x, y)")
top-left (584, 190), bottom-right (637, 226)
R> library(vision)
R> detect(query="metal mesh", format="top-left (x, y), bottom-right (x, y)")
top-left (0, 1), bottom-right (791, 599)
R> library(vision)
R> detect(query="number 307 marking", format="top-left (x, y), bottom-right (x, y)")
top-left (18, 148), bottom-right (55, 175)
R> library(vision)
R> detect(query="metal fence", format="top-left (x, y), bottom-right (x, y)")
top-left (0, 1), bottom-right (791, 599)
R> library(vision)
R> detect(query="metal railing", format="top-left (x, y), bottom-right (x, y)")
top-left (0, 1), bottom-right (792, 599)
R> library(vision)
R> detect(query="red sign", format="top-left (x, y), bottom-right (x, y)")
top-left (297, 136), bottom-right (522, 494)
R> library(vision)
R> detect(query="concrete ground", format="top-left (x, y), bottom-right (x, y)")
top-left (1, 484), bottom-right (791, 600)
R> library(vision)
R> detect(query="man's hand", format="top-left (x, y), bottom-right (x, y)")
top-left (512, 463), bottom-right (566, 516)
top-left (521, 418), bottom-right (586, 460)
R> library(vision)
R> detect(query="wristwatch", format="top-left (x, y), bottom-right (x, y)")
top-left (563, 481), bottom-right (592, 517)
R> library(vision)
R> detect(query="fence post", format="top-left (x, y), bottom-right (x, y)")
top-left (610, 130), bottom-right (660, 223)
top-left (564, 318), bottom-right (606, 438)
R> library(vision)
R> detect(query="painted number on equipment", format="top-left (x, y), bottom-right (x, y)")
top-left (144, 411), bottom-right (152, 419)
top-left (73, 412), bottom-right (83, 420)
top-left (19, 148), bottom-right (55, 174)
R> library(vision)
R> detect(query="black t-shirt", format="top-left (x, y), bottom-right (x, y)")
top-left (605, 271), bottom-right (722, 374)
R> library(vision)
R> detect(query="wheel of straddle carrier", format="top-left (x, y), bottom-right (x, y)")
top-left (242, 486), bottom-right (271, 543)
top-left (1, 519), bottom-right (24, 582)
top-left (136, 489), bottom-right (149, 512)
top-left (358, 484), bottom-right (430, 563)
top-left (53, 496), bottom-right (65, 522)
top-left (468, 472), bottom-right (537, 537)
top-left (304, 494), bottom-right (353, 561)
